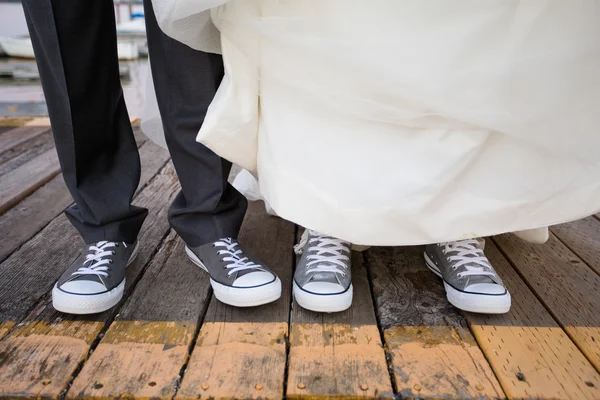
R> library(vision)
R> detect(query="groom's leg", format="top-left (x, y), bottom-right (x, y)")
top-left (22, 0), bottom-right (147, 244)
top-left (144, 0), bottom-right (247, 247)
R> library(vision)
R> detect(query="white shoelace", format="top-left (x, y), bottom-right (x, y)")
top-left (71, 241), bottom-right (126, 278)
top-left (441, 239), bottom-right (496, 279)
top-left (294, 230), bottom-right (350, 276)
top-left (214, 238), bottom-right (263, 277)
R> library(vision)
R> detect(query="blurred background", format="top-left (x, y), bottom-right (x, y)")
top-left (0, 0), bottom-right (149, 118)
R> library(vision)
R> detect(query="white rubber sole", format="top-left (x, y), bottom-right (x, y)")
top-left (293, 281), bottom-right (353, 313)
top-left (186, 246), bottom-right (282, 307)
top-left (52, 242), bottom-right (140, 315)
top-left (424, 252), bottom-right (511, 314)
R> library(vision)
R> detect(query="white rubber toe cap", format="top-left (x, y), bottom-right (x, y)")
top-left (302, 281), bottom-right (346, 295)
top-left (233, 271), bottom-right (275, 288)
top-left (464, 283), bottom-right (507, 295)
top-left (59, 280), bottom-right (107, 295)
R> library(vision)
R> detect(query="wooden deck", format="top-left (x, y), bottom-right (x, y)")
top-left (0, 120), bottom-right (599, 400)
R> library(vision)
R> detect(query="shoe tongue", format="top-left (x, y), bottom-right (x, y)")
top-left (310, 240), bottom-right (344, 256)
top-left (69, 274), bottom-right (104, 285)
top-left (461, 260), bottom-right (498, 285)
top-left (310, 271), bottom-right (340, 285)
top-left (235, 268), bottom-right (261, 278)
top-left (218, 237), bottom-right (238, 247)
top-left (464, 275), bottom-right (496, 286)
top-left (218, 242), bottom-right (262, 278)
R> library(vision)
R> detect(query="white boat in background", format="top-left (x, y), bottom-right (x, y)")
top-left (116, 16), bottom-right (146, 36)
top-left (117, 15), bottom-right (148, 57)
top-left (0, 36), bottom-right (139, 60)
top-left (117, 41), bottom-right (140, 60)
top-left (0, 36), bottom-right (35, 58)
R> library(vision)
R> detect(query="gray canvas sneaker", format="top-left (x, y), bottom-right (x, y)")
top-left (293, 230), bottom-right (353, 313)
top-left (53, 240), bottom-right (140, 314)
top-left (424, 239), bottom-right (511, 314)
top-left (186, 238), bottom-right (281, 307)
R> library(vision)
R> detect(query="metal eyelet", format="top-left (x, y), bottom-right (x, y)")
top-left (109, 259), bottom-right (114, 264)
top-left (112, 251), bottom-right (116, 255)
top-left (115, 243), bottom-right (120, 247)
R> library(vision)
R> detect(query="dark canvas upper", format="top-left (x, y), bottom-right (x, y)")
top-left (56, 241), bottom-right (138, 294)
top-left (188, 239), bottom-right (276, 288)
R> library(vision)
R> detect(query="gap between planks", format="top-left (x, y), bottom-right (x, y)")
top-left (0, 148), bottom-right (60, 215)
top-left (0, 129), bottom-right (54, 177)
top-left (550, 217), bottom-right (600, 277)
top-left (0, 126), bottom-right (51, 155)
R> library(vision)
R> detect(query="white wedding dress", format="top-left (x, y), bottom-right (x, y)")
top-left (144, 0), bottom-right (600, 246)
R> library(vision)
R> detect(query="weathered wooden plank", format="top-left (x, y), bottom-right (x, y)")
top-left (0, 126), bottom-right (50, 155)
top-left (23, 117), bottom-right (51, 127)
top-left (0, 140), bottom-right (170, 263)
top-left (0, 126), bottom-right (145, 179)
top-left (287, 251), bottom-right (393, 399)
top-left (0, 116), bottom-right (134, 128)
top-left (367, 246), bottom-right (505, 399)
top-left (0, 164), bottom-right (180, 398)
top-left (0, 117), bottom-right (33, 127)
top-left (0, 125), bottom-right (145, 170)
top-left (0, 175), bottom-right (70, 263)
top-left (551, 217), bottom-right (600, 276)
top-left (176, 202), bottom-right (295, 400)
top-left (132, 125), bottom-right (149, 147)
top-left (0, 322), bottom-right (14, 342)
top-left (0, 148), bottom-right (60, 214)
top-left (0, 130), bottom-right (54, 177)
top-left (67, 232), bottom-right (212, 399)
top-left (494, 233), bottom-right (600, 373)
top-left (137, 142), bottom-right (171, 192)
top-left (467, 241), bottom-right (600, 399)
